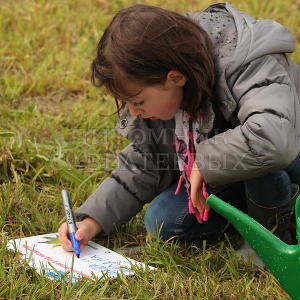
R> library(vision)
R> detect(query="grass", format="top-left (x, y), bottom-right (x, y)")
top-left (1, 0), bottom-right (299, 299)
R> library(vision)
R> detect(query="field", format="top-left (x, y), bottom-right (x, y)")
top-left (1, 0), bottom-right (300, 299)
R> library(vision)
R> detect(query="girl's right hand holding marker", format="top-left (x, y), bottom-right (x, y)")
top-left (58, 217), bottom-right (102, 252)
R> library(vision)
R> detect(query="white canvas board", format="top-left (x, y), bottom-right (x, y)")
top-left (7, 233), bottom-right (154, 282)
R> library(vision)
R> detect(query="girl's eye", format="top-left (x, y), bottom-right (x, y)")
top-left (133, 100), bottom-right (144, 107)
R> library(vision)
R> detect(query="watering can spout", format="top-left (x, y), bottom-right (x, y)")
top-left (206, 194), bottom-right (300, 300)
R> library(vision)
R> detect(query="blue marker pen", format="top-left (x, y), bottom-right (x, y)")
top-left (61, 189), bottom-right (80, 258)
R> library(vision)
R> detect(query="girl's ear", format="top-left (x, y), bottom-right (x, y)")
top-left (166, 70), bottom-right (187, 87)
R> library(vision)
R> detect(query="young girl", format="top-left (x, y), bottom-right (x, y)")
top-left (58, 3), bottom-right (300, 258)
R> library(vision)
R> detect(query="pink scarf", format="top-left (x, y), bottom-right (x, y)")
top-left (174, 111), bottom-right (210, 223)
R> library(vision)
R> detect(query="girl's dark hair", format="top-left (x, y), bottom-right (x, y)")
top-left (91, 4), bottom-right (215, 118)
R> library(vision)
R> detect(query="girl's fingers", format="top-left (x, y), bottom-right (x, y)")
top-left (75, 226), bottom-right (90, 249)
top-left (58, 219), bottom-right (102, 253)
top-left (192, 190), bottom-right (206, 214)
top-left (75, 227), bottom-right (85, 241)
top-left (204, 204), bottom-right (211, 212)
top-left (197, 199), bottom-right (206, 213)
top-left (58, 223), bottom-right (73, 251)
top-left (191, 184), bottom-right (211, 221)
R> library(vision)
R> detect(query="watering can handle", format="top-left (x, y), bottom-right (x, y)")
top-left (295, 195), bottom-right (300, 243)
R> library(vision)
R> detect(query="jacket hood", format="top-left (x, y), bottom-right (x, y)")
top-left (187, 2), bottom-right (295, 76)
top-left (224, 3), bottom-right (295, 73)
top-left (185, 2), bottom-right (296, 119)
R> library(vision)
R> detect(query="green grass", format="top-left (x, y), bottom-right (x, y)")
top-left (1, 0), bottom-right (299, 299)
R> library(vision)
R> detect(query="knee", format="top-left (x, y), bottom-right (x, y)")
top-left (144, 200), bottom-right (177, 240)
top-left (245, 171), bottom-right (291, 207)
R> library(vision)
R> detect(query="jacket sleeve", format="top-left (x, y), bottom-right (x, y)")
top-left (196, 54), bottom-right (300, 185)
top-left (75, 115), bottom-right (179, 234)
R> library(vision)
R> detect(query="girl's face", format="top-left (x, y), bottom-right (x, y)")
top-left (123, 70), bottom-right (186, 120)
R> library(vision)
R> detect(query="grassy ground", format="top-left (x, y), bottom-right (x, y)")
top-left (1, 0), bottom-right (299, 299)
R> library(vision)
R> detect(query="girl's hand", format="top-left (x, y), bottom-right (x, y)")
top-left (189, 161), bottom-right (210, 215)
top-left (58, 217), bottom-right (102, 252)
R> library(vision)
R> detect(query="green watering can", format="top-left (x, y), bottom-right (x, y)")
top-left (206, 194), bottom-right (300, 300)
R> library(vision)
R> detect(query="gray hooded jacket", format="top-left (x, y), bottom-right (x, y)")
top-left (76, 2), bottom-right (300, 234)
